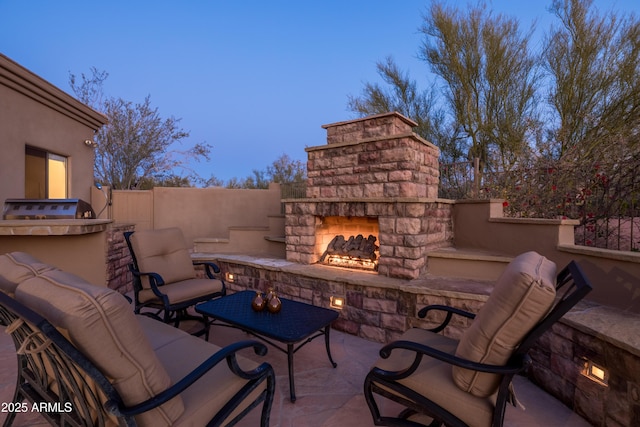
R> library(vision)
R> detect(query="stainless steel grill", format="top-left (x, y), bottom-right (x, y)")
top-left (2, 199), bottom-right (95, 220)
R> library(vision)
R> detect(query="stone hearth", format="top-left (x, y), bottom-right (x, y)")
top-left (284, 112), bottom-right (453, 279)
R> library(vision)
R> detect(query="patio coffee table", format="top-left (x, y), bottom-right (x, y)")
top-left (195, 290), bottom-right (339, 402)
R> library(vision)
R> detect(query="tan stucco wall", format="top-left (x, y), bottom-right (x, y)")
top-left (0, 53), bottom-right (107, 205)
top-left (453, 199), bottom-right (640, 312)
top-left (0, 230), bottom-right (107, 285)
top-left (0, 55), bottom-right (109, 285)
top-left (110, 184), bottom-right (284, 249)
top-left (153, 185), bottom-right (282, 244)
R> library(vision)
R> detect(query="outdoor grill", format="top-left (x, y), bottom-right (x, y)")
top-left (2, 199), bottom-right (96, 220)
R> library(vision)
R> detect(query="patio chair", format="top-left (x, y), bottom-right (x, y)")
top-left (124, 227), bottom-right (226, 338)
top-left (364, 251), bottom-right (593, 427)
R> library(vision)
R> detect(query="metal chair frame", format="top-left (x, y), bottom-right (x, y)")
top-left (0, 291), bottom-right (275, 427)
top-left (364, 261), bottom-right (593, 427)
top-left (124, 231), bottom-right (226, 339)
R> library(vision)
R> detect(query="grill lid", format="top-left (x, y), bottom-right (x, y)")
top-left (2, 199), bottom-right (96, 220)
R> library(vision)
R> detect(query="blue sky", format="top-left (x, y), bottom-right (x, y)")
top-left (1, 0), bottom-right (638, 184)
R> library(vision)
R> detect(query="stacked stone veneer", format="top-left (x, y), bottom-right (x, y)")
top-left (105, 223), bottom-right (134, 294)
top-left (286, 200), bottom-right (453, 279)
top-left (285, 112), bottom-right (453, 280)
top-left (307, 112), bottom-right (440, 199)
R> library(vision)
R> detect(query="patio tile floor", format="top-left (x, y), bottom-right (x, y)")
top-left (1, 319), bottom-right (591, 427)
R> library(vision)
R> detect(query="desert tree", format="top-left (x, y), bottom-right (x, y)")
top-left (420, 1), bottom-right (542, 174)
top-left (347, 56), bottom-right (449, 151)
top-left (69, 68), bottom-right (211, 189)
top-left (545, 0), bottom-right (640, 160)
top-left (266, 154), bottom-right (306, 184)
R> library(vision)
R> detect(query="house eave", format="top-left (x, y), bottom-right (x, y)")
top-left (0, 53), bottom-right (108, 131)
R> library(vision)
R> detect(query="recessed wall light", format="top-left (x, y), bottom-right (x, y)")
top-left (582, 360), bottom-right (608, 386)
top-left (330, 296), bottom-right (345, 309)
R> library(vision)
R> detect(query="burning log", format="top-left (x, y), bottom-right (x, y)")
top-left (319, 234), bottom-right (379, 263)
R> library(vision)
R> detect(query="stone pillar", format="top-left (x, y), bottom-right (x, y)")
top-left (306, 112), bottom-right (440, 199)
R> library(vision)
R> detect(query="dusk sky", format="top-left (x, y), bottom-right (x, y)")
top-left (1, 0), bottom-right (638, 184)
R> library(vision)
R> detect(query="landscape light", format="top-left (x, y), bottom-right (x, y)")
top-left (582, 360), bottom-right (608, 386)
top-left (330, 296), bottom-right (345, 309)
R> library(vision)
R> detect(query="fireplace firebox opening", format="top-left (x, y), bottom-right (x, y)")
top-left (315, 216), bottom-right (379, 271)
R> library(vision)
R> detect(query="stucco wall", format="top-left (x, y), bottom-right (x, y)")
top-left (110, 184), bottom-right (284, 249)
top-left (0, 228), bottom-right (108, 285)
top-left (453, 199), bottom-right (640, 312)
top-left (0, 53), bottom-right (106, 205)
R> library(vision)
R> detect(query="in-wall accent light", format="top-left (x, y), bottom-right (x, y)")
top-left (582, 360), bottom-right (608, 386)
top-left (225, 272), bottom-right (235, 283)
top-left (330, 296), bottom-right (345, 310)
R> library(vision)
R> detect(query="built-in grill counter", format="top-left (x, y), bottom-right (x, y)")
top-left (0, 198), bottom-right (110, 235)
top-left (0, 198), bottom-right (114, 286)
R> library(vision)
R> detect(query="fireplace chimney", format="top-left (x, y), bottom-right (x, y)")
top-left (284, 112), bottom-right (453, 279)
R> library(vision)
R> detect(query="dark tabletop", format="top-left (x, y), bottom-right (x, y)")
top-left (196, 290), bottom-right (339, 344)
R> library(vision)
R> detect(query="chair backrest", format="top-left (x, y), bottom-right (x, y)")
top-left (14, 269), bottom-right (185, 426)
top-left (125, 228), bottom-right (196, 288)
top-left (514, 260), bottom-right (592, 355)
top-left (0, 252), bottom-right (58, 296)
top-left (1, 290), bottom-right (129, 426)
top-left (453, 251), bottom-right (592, 397)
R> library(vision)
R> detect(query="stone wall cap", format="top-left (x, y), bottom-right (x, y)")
top-left (559, 243), bottom-right (640, 264)
top-left (489, 217), bottom-right (581, 226)
top-left (281, 197), bottom-right (454, 204)
top-left (0, 219), bottom-right (112, 235)
top-left (192, 253), bottom-right (491, 300)
top-left (563, 302), bottom-right (640, 357)
top-left (321, 111), bottom-right (418, 129)
top-left (305, 131), bottom-right (438, 152)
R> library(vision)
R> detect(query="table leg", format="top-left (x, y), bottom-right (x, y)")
top-left (324, 325), bottom-right (337, 368)
top-left (287, 343), bottom-right (296, 402)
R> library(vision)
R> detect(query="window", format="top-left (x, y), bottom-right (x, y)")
top-left (25, 146), bottom-right (68, 199)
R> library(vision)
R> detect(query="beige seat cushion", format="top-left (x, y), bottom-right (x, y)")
top-left (138, 278), bottom-right (224, 304)
top-left (128, 228), bottom-right (196, 288)
top-left (0, 275), bottom-right (16, 296)
top-left (15, 270), bottom-right (184, 427)
top-left (0, 252), bottom-right (57, 295)
top-left (138, 315), bottom-right (268, 426)
top-left (373, 328), bottom-right (495, 427)
top-left (453, 251), bottom-right (557, 397)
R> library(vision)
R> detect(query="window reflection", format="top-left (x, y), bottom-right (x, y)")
top-left (25, 146), bottom-right (68, 199)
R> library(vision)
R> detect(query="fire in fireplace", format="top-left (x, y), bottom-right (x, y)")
top-left (319, 234), bottom-right (379, 271)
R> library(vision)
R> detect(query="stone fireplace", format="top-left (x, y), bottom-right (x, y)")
top-left (284, 112), bottom-right (453, 280)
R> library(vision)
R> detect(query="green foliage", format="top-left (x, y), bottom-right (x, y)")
top-left (348, 0), bottom-right (640, 250)
top-left (545, 0), bottom-right (640, 159)
top-left (349, 0), bottom-right (640, 173)
top-left (347, 56), bottom-right (445, 147)
top-left (421, 1), bottom-right (540, 173)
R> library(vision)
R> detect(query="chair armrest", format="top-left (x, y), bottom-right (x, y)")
top-left (373, 339), bottom-right (527, 381)
top-left (418, 304), bottom-right (476, 333)
top-left (127, 265), bottom-right (168, 298)
top-left (193, 260), bottom-right (221, 277)
top-left (193, 261), bottom-right (220, 279)
top-left (107, 340), bottom-right (273, 417)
